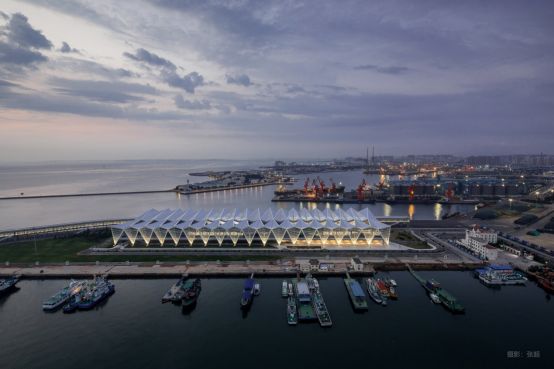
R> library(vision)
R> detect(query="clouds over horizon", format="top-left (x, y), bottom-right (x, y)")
top-left (1, 0), bottom-right (554, 159)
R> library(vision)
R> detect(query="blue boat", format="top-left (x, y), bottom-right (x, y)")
top-left (77, 277), bottom-right (115, 310)
top-left (240, 277), bottom-right (255, 308)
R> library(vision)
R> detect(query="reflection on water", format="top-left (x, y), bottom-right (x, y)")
top-left (383, 203), bottom-right (392, 217)
top-left (408, 204), bottom-right (415, 220)
top-left (434, 203), bottom-right (443, 220)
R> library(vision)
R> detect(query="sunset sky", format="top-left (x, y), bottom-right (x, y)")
top-left (1, 0), bottom-right (553, 161)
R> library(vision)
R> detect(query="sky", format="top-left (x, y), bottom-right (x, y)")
top-left (0, 0), bottom-right (553, 161)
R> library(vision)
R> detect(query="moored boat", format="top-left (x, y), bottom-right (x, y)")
top-left (344, 274), bottom-right (368, 311)
top-left (76, 277), bottom-right (115, 311)
top-left (408, 265), bottom-right (464, 313)
top-left (241, 277), bottom-right (255, 308)
top-left (42, 280), bottom-right (84, 311)
top-left (253, 283), bottom-right (261, 296)
top-left (287, 296), bottom-right (298, 325)
top-left (182, 278), bottom-right (201, 307)
top-left (366, 278), bottom-right (384, 306)
top-left (281, 280), bottom-right (288, 297)
top-left (0, 276), bottom-right (19, 295)
top-left (295, 279), bottom-right (317, 321)
top-left (162, 277), bottom-right (188, 303)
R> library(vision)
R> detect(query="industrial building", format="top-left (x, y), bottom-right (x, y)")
top-left (111, 207), bottom-right (391, 248)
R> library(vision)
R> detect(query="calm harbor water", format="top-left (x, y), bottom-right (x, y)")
top-left (0, 272), bottom-right (552, 369)
top-left (0, 160), bottom-right (472, 229)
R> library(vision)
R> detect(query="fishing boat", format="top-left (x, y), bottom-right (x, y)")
top-left (478, 270), bottom-right (527, 286)
top-left (384, 278), bottom-right (398, 299)
top-left (287, 296), bottom-right (298, 325)
top-left (281, 280), bottom-right (288, 297)
top-left (240, 277), bottom-right (255, 308)
top-left (182, 278), bottom-right (201, 307)
top-left (62, 296), bottom-right (79, 314)
top-left (376, 279), bottom-right (392, 299)
top-left (344, 273), bottom-right (368, 311)
top-left (162, 277), bottom-right (188, 303)
top-left (253, 283), bottom-right (261, 296)
top-left (0, 276), bottom-right (19, 295)
top-left (42, 280), bottom-right (84, 311)
top-left (77, 277), bottom-right (115, 310)
top-left (305, 274), bottom-right (332, 326)
top-left (366, 278), bottom-right (385, 305)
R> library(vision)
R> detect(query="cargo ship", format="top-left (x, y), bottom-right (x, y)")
top-left (344, 273), bottom-right (368, 310)
top-left (0, 276), bottom-right (19, 296)
top-left (182, 278), bottom-right (201, 307)
top-left (408, 265), bottom-right (464, 313)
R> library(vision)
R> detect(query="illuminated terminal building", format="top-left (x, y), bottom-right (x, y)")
top-left (111, 208), bottom-right (392, 248)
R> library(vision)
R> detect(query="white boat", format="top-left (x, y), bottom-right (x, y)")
top-left (288, 283), bottom-right (293, 296)
top-left (281, 281), bottom-right (288, 297)
top-left (313, 278), bottom-right (319, 289)
top-left (389, 279), bottom-right (398, 287)
top-left (253, 283), bottom-right (261, 296)
top-left (429, 293), bottom-right (441, 304)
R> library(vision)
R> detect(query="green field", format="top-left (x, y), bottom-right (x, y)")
top-left (0, 236), bottom-right (280, 263)
top-left (390, 230), bottom-right (431, 249)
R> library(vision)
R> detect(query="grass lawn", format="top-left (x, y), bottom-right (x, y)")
top-left (0, 236), bottom-right (281, 263)
top-left (390, 229), bottom-right (431, 249)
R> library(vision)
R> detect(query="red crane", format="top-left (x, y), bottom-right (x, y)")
top-left (329, 178), bottom-right (337, 193)
top-left (357, 179), bottom-right (367, 201)
top-left (408, 183), bottom-right (415, 202)
top-left (446, 183), bottom-right (455, 201)
top-left (318, 177), bottom-right (326, 196)
top-left (304, 177), bottom-right (310, 195)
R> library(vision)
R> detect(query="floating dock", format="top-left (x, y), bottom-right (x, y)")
top-left (344, 273), bottom-right (368, 310)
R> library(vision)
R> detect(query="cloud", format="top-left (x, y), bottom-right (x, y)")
top-left (123, 47), bottom-right (176, 70)
top-left (353, 64), bottom-right (411, 74)
top-left (0, 41), bottom-right (47, 65)
top-left (50, 77), bottom-right (158, 103)
top-left (59, 41), bottom-right (78, 53)
top-left (226, 73), bottom-right (252, 86)
top-left (163, 70), bottom-right (204, 93)
top-left (5, 13), bottom-right (52, 49)
top-left (174, 94), bottom-right (211, 110)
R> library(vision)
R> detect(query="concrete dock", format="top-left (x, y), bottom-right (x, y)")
top-left (0, 258), bottom-right (483, 279)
